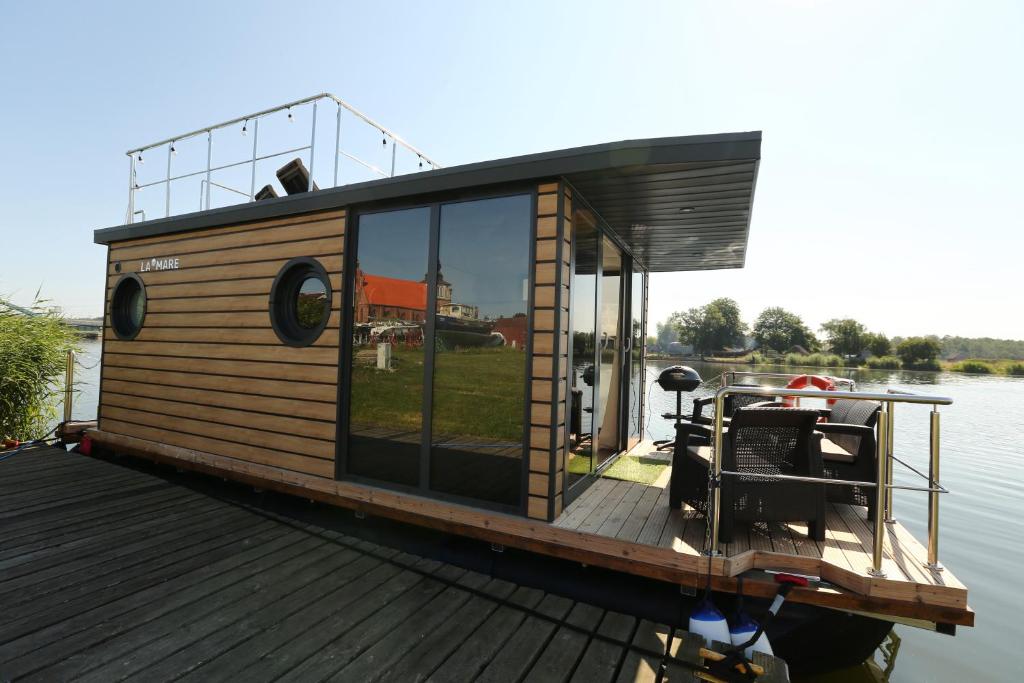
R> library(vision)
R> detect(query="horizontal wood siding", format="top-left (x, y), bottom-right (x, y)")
top-left (527, 181), bottom-right (571, 521)
top-left (99, 209), bottom-right (345, 479)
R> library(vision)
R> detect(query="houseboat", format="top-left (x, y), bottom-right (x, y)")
top-left (85, 94), bottom-right (972, 674)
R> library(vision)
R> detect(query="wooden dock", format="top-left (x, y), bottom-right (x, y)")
top-left (0, 446), bottom-right (789, 682)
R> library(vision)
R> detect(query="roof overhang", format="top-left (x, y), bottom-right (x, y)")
top-left (94, 131), bottom-right (761, 272)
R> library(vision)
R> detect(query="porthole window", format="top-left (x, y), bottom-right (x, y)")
top-left (111, 274), bottom-right (147, 340)
top-left (270, 257), bottom-right (332, 347)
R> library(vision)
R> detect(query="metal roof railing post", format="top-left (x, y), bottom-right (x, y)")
top-left (927, 408), bottom-right (943, 571)
top-left (868, 408), bottom-right (889, 577)
top-left (308, 100), bottom-right (318, 192)
top-left (390, 136), bottom-right (397, 177)
top-left (205, 131), bottom-right (213, 210)
top-left (127, 155), bottom-right (136, 224)
top-left (165, 143), bottom-right (173, 218)
top-left (333, 102), bottom-right (341, 187)
top-left (249, 118), bottom-right (259, 201)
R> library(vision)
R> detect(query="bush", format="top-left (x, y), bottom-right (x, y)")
top-left (896, 336), bottom-right (941, 370)
top-left (1007, 362), bottom-right (1024, 377)
top-left (784, 352), bottom-right (843, 368)
top-left (0, 300), bottom-right (80, 441)
top-left (952, 359), bottom-right (994, 374)
top-left (866, 355), bottom-right (902, 369)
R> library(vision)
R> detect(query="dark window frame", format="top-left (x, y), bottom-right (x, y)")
top-left (336, 183), bottom-right (537, 516)
top-left (110, 273), bottom-right (147, 340)
top-left (269, 257), bottom-right (333, 347)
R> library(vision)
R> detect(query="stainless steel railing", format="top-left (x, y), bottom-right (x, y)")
top-left (707, 385), bottom-right (952, 577)
top-left (125, 92), bottom-right (441, 224)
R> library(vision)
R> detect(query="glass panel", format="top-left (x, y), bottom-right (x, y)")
top-left (127, 286), bottom-right (145, 328)
top-left (296, 276), bottom-right (327, 328)
top-left (628, 267), bottom-right (645, 448)
top-left (429, 195), bottom-right (531, 506)
top-left (347, 206), bottom-right (431, 486)
top-left (596, 237), bottom-right (622, 464)
top-left (567, 213), bottom-right (598, 487)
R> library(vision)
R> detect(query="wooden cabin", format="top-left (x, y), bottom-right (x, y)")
top-left (89, 131), bottom-right (973, 635)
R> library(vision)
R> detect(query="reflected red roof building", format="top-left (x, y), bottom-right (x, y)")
top-left (354, 269), bottom-right (427, 323)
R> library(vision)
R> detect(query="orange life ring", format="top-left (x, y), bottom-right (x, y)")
top-left (782, 374), bottom-right (837, 407)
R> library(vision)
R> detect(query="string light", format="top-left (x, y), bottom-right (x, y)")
top-left (382, 131), bottom-right (387, 146)
top-left (137, 153), bottom-right (144, 164)
top-left (170, 142), bottom-right (177, 155)
top-left (241, 119), bottom-right (248, 136)
top-left (418, 155), bottom-right (423, 169)
top-left (287, 107), bottom-right (293, 123)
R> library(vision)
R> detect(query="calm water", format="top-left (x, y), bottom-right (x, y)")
top-left (67, 342), bottom-right (1021, 680)
top-left (645, 359), bottom-right (1023, 682)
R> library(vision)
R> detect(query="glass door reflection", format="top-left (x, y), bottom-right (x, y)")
top-left (595, 237), bottom-right (622, 465)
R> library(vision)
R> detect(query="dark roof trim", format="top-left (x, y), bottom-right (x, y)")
top-left (94, 131), bottom-right (761, 245)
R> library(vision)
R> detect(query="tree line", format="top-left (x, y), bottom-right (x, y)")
top-left (653, 298), bottom-right (951, 369)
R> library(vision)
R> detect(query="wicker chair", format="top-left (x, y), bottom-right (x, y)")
top-left (670, 407), bottom-right (826, 543)
top-left (816, 399), bottom-right (881, 520)
top-left (690, 388), bottom-right (774, 426)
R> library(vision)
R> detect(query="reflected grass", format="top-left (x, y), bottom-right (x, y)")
top-left (350, 345), bottom-right (526, 441)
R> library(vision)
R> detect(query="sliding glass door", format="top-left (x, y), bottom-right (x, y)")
top-left (342, 192), bottom-right (531, 510)
top-left (566, 211), bottom-right (646, 501)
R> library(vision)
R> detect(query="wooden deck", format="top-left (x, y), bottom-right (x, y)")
top-left (556, 443), bottom-right (970, 623)
top-left (0, 446), bottom-right (791, 682)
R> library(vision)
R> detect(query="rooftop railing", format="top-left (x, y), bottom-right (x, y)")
top-left (125, 93), bottom-right (441, 224)
top-left (706, 383), bottom-right (952, 578)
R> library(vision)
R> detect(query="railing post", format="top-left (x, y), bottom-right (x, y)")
top-left (709, 390), bottom-right (725, 555)
top-left (308, 100), bottom-right (318, 192)
top-left (869, 408), bottom-right (888, 577)
top-left (249, 118), bottom-right (259, 201)
top-left (127, 155), bottom-right (136, 224)
top-left (165, 143), bottom-right (173, 218)
top-left (63, 350), bottom-right (74, 423)
top-left (333, 102), bottom-right (341, 187)
top-left (927, 408), bottom-right (943, 570)
top-left (884, 400), bottom-right (895, 522)
top-left (390, 137), bottom-right (397, 177)
top-left (205, 131), bottom-right (213, 210)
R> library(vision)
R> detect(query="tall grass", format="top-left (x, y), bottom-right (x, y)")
top-left (784, 352), bottom-right (843, 368)
top-left (1007, 363), bottom-right (1024, 377)
top-left (951, 359), bottom-right (994, 374)
top-left (0, 298), bottom-right (80, 440)
top-left (866, 355), bottom-right (902, 369)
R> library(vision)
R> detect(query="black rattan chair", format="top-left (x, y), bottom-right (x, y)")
top-left (670, 406), bottom-right (826, 543)
top-left (690, 388), bottom-right (774, 426)
top-left (815, 399), bottom-right (881, 520)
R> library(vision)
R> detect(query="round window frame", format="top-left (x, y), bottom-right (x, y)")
top-left (110, 273), bottom-right (147, 340)
top-left (269, 257), bottom-right (333, 347)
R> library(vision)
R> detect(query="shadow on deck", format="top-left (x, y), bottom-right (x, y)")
top-left (0, 445), bottom-right (791, 682)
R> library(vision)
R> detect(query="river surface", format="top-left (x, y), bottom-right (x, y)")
top-left (66, 341), bottom-right (1020, 680)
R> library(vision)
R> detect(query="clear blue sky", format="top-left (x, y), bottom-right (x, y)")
top-left (1, 1), bottom-right (1020, 338)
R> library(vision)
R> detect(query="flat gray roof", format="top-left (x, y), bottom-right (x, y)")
top-left (95, 131), bottom-right (761, 272)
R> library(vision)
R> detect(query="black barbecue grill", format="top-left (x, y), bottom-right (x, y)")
top-left (653, 365), bottom-right (703, 451)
